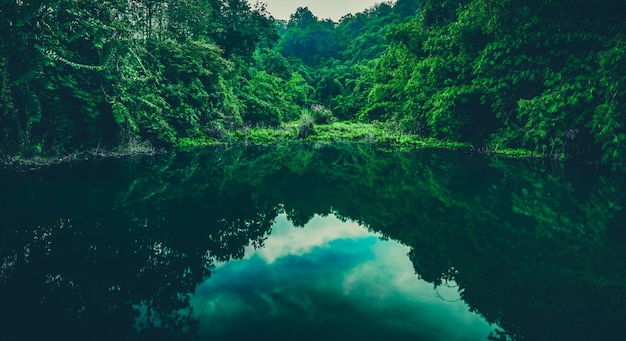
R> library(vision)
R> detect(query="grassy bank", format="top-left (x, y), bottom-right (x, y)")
top-left (232, 121), bottom-right (466, 148)
top-left (1, 121), bottom-right (547, 170)
top-left (230, 121), bottom-right (544, 158)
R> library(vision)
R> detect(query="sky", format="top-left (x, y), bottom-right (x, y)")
top-left (190, 213), bottom-right (495, 341)
top-left (256, 0), bottom-right (394, 22)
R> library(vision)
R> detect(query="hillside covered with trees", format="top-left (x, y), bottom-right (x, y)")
top-left (1, 0), bottom-right (625, 164)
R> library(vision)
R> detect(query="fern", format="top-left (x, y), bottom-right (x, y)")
top-left (13, 51), bottom-right (44, 86)
top-left (35, 46), bottom-right (106, 71)
top-left (112, 101), bottom-right (138, 133)
top-left (139, 97), bottom-right (164, 113)
top-left (112, 101), bottom-right (127, 125)
top-left (23, 89), bottom-right (42, 128)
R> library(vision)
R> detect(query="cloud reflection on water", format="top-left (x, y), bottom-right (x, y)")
top-left (192, 214), bottom-right (494, 341)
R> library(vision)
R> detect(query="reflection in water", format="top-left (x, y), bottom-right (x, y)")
top-left (1, 143), bottom-right (625, 340)
top-left (192, 214), bottom-right (494, 341)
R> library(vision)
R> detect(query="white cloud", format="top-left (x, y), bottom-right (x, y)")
top-left (244, 213), bottom-right (373, 264)
top-left (193, 214), bottom-right (495, 340)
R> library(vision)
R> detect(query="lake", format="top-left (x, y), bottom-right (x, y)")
top-left (1, 143), bottom-right (625, 340)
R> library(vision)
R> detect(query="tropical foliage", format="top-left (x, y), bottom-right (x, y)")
top-left (1, 0), bottom-right (625, 163)
top-left (358, 0), bottom-right (626, 163)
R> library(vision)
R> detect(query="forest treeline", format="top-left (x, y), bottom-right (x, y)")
top-left (1, 0), bottom-right (625, 163)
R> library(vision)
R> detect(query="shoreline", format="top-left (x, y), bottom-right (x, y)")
top-left (1, 147), bottom-right (163, 171)
top-left (0, 122), bottom-right (586, 171)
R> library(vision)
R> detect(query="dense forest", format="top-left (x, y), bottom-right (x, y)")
top-left (1, 0), bottom-right (625, 163)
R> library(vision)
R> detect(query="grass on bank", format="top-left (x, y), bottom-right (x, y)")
top-left (232, 120), bottom-right (547, 159)
top-left (1, 121), bottom-right (548, 169)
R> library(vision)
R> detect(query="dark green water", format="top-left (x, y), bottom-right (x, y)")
top-left (1, 143), bottom-right (625, 340)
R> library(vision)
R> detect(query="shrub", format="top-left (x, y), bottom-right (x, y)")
top-left (298, 112), bottom-right (315, 138)
top-left (310, 104), bottom-right (336, 124)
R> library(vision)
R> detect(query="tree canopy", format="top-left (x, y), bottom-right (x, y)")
top-left (1, 0), bottom-right (625, 164)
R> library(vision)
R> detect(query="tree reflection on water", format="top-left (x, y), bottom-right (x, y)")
top-left (1, 143), bottom-right (624, 340)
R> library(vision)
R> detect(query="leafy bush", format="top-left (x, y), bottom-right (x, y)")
top-left (298, 112), bottom-right (315, 138)
top-left (310, 104), bottom-right (336, 124)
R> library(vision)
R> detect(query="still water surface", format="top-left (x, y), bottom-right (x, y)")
top-left (1, 143), bottom-right (625, 340)
top-left (191, 214), bottom-right (492, 341)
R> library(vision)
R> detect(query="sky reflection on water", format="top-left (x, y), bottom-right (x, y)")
top-left (191, 214), bottom-right (494, 341)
